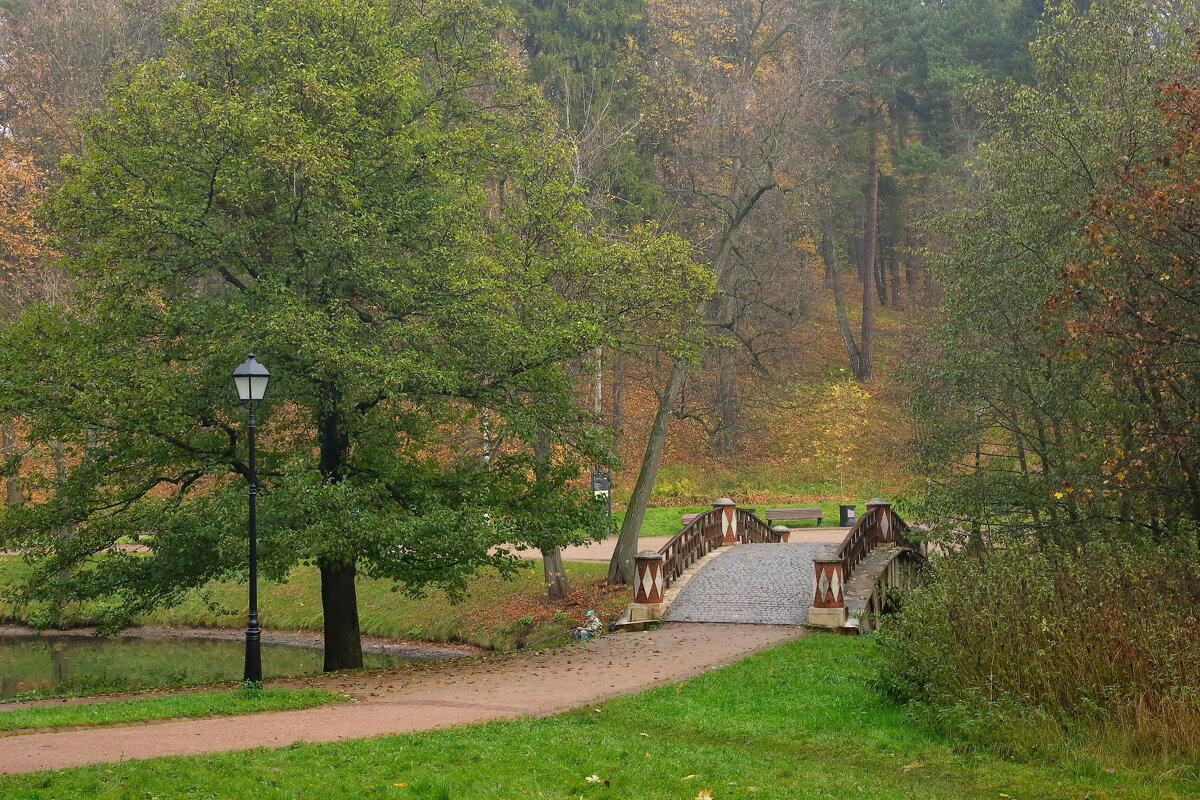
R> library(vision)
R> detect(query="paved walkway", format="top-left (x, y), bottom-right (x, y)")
top-left (664, 543), bottom-right (829, 625)
top-left (0, 622), bottom-right (804, 775)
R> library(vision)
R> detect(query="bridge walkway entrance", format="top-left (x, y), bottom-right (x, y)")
top-left (663, 543), bottom-right (827, 625)
top-left (624, 498), bottom-right (924, 632)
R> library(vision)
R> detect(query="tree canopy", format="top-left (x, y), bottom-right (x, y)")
top-left (0, 0), bottom-right (707, 669)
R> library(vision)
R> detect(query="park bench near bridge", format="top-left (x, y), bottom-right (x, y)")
top-left (763, 507), bottom-right (823, 527)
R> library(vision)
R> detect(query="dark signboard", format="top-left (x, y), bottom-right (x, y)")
top-left (590, 470), bottom-right (612, 513)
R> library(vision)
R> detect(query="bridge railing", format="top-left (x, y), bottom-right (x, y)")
top-left (834, 499), bottom-right (912, 584)
top-left (625, 498), bottom-right (788, 624)
top-left (734, 507), bottom-right (784, 544)
top-left (658, 507), bottom-right (726, 588)
top-left (810, 499), bottom-right (915, 629)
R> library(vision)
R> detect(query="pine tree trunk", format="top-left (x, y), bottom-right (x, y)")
top-left (858, 129), bottom-right (879, 382)
top-left (608, 355), bottom-right (688, 585)
top-left (320, 560), bottom-right (363, 671)
top-left (876, 249), bottom-right (889, 307)
top-left (823, 224), bottom-right (862, 376)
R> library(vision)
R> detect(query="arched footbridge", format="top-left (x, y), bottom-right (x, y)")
top-left (625, 499), bottom-right (924, 632)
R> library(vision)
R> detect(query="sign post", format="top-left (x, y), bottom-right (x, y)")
top-left (591, 470), bottom-right (613, 536)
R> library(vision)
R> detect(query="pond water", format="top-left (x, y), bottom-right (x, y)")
top-left (0, 634), bottom-right (417, 699)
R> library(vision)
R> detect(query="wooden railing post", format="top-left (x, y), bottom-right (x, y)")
top-left (808, 555), bottom-right (848, 628)
top-left (771, 524), bottom-right (791, 543)
top-left (713, 497), bottom-right (737, 544)
top-left (866, 498), bottom-right (893, 545)
top-left (629, 550), bottom-right (667, 622)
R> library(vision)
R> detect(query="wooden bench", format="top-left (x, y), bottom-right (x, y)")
top-left (763, 507), bottom-right (823, 527)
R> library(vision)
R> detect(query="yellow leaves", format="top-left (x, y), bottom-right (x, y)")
top-left (696, 791), bottom-right (714, 800)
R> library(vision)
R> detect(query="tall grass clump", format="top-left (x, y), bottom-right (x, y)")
top-left (877, 539), bottom-right (1200, 760)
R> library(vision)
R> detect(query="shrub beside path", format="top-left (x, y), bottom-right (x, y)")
top-left (0, 622), bottom-right (803, 775)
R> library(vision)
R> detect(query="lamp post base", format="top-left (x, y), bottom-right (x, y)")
top-left (243, 625), bottom-right (262, 684)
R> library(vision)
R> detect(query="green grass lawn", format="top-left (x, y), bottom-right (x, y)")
top-left (3, 635), bottom-right (1193, 799)
top-left (0, 687), bottom-right (347, 732)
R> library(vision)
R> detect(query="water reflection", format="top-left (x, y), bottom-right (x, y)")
top-left (0, 634), bottom-right (410, 698)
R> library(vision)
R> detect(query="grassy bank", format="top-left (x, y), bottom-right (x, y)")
top-left (0, 557), bottom-right (630, 652)
top-left (0, 687), bottom-right (347, 732)
top-left (3, 635), bottom-right (1194, 798)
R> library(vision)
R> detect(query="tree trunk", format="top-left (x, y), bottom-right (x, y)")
top-left (481, 408), bottom-right (493, 466)
top-left (592, 346), bottom-right (603, 418)
top-left (823, 225), bottom-right (862, 377)
top-left (1, 420), bottom-right (24, 505)
top-left (889, 251), bottom-right (903, 311)
top-left (542, 547), bottom-right (568, 601)
top-left (319, 559), bottom-right (363, 671)
top-left (858, 128), bottom-right (879, 382)
top-left (316, 402), bottom-right (363, 671)
top-left (608, 355), bottom-right (689, 585)
top-left (534, 427), bottom-right (568, 600)
top-left (611, 350), bottom-right (625, 446)
top-left (876, 248), bottom-right (889, 307)
top-left (49, 439), bottom-right (74, 586)
top-left (714, 322), bottom-right (739, 457)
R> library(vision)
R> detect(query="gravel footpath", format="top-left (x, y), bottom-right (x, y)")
top-left (0, 622), bottom-right (804, 774)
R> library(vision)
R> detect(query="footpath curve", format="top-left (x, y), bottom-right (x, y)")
top-left (0, 622), bottom-right (803, 775)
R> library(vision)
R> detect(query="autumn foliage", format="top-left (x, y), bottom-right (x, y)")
top-left (1051, 70), bottom-right (1200, 534)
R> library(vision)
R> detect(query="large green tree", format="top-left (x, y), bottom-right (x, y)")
top-left (0, 0), bottom-right (704, 669)
top-left (910, 0), bottom-right (1200, 546)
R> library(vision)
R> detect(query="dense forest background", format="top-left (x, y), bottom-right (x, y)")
top-left (0, 0), bottom-right (1054, 508)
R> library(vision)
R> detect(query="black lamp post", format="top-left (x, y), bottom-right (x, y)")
top-left (232, 353), bottom-right (270, 684)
